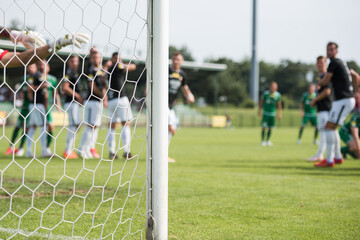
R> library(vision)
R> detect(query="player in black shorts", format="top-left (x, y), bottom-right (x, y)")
top-left (315, 42), bottom-right (359, 167)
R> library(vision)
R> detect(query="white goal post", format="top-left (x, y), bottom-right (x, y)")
top-left (0, 0), bottom-right (168, 239)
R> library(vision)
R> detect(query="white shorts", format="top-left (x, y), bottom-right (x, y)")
top-left (328, 98), bottom-right (355, 126)
top-left (84, 100), bottom-right (102, 127)
top-left (168, 108), bottom-right (177, 129)
top-left (64, 102), bottom-right (81, 126)
top-left (108, 97), bottom-right (133, 123)
top-left (317, 111), bottom-right (329, 130)
top-left (28, 103), bottom-right (46, 127)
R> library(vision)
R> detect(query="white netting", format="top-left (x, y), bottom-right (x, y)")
top-left (0, 0), bottom-right (148, 239)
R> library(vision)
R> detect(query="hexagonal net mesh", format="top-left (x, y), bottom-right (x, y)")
top-left (0, 0), bottom-right (148, 239)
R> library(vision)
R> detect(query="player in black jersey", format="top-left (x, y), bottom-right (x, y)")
top-left (106, 52), bottom-right (136, 159)
top-left (315, 42), bottom-right (359, 167)
top-left (307, 56), bottom-right (332, 162)
top-left (62, 55), bottom-right (83, 159)
top-left (78, 50), bottom-right (106, 159)
top-left (25, 64), bottom-right (51, 157)
top-left (168, 52), bottom-right (195, 162)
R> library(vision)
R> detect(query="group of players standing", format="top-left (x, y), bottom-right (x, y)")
top-left (4, 48), bottom-right (136, 160)
top-left (259, 42), bottom-right (360, 167)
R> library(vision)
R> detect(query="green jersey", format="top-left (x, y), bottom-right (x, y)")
top-left (302, 92), bottom-right (317, 117)
top-left (341, 113), bottom-right (360, 135)
top-left (262, 90), bottom-right (281, 116)
top-left (45, 74), bottom-right (58, 109)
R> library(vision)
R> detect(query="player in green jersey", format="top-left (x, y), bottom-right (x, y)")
top-left (37, 60), bottom-right (61, 150)
top-left (297, 83), bottom-right (318, 144)
top-left (339, 113), bottom-right (360, 159)
top-left (4, 64), bottom-right (37, 156)
top-left (258, 82), bottom-right (282, 146)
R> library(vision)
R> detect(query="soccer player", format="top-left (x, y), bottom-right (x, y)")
top-left (4, 64), bottom-right (37, 156)
top-left (62, 55), bottom-right (83, 159)
top-left (25, 65), bottom-right (51, 157)
top-left (297, 83), bottom-right (318, 144)
top-left (37, 60), bottom-right (61, 151)
top-left (168, 52), bottom-right (195, 162)
top-left (307, 56), bottom-right (332, 162)
top-left (314, 42), bottom-right (359, 167)
top-left (258, 81), bottom-right (282, 146)
top-left (78, 50), bottom-right (106, 159)
top-left (339, 113), bottom-right (360, 159)
top-left (106, 52), bottom-right (136, 159)
top-left (0, 27), bottom-right (89, 68)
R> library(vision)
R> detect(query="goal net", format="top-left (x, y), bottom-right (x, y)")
top-left (0, 0), bottom-right (166, 239)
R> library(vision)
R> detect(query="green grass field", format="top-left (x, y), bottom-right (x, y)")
top-left (0, 126), bottom-right (359, 239)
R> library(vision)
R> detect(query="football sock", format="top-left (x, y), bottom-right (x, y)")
top-left (325, 129), bottom-right (336, 163)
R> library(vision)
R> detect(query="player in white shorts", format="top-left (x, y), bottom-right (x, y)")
top-left (78, 50), bottom-right (106, 159)
top-left (106, 52), bottom-right (136, 159)
top-left (168, 52), bottom-right (195, 162)
top-left (26, 69), bottom-right (51, 157)
top-left (307, 56), bottom-right (332, 162)
top-left (315, 42), bottom-right (359, 167)
top-left (62, 55), bottom-right (83, 159)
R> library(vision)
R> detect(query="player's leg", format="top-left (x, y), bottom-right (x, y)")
top-left (118, 97), bottom-right (133, 159)
top-left (261, 115), bottom-right (267, 146)
top-left (339, 129), bottom-right (355, 158)
top-left (5, 115), bottom-right (23, 155)
top-left (46, 111), bottom-right (54, 148)
top-left (168, 108), bottom-right (177, 162)
top-left (312, 116), bottom-right (319, 144)
top-left (307, 111), bottom-right (328, 161)
top-left (89, 101), bottom-right (102, 159)
top-left (266, 116), bottom-right (275, 146)
top-left (297, 117), bottom-right (307, 144)
top-left (315, 98), bottom-right (355, 167)
top-left (347, 140), bottom-right (360, 158)
top-left (38, 104), bottom-right (51, 157)
top-left (79, 101), bottom-right (93, 159)
top-left (64, 102), bottom-right (79, 159)
top-left (107, 98), bottom-right (118, 159)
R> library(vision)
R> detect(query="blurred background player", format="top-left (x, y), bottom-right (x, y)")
top-left (315, 42), bottom-right (359, 167)
top-left (4, 63), bottom-right (38, 156)
top-left (297, 83), bottom-right (318, 144)
top-left (78, 50), bottom-right (106, 159)
top-left (37, 60), bottom-right (61, 151)
top-left (62, 55), bottom-right (83, 159)
top-left (339, 112), bottom-right (360, 159)
top-left (307, 56), bottom-right (332, 162)
top-left (258, 81), bottom-right (282, 146)
top-left (106, 52), bottom-right (136, 159)
top-left (25, 62), bottom-right (51, 157)
top-left (168, 52), bottom-right (195, 162)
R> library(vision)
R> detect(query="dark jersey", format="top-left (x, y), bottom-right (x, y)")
top-left (169, 67), bottom-right (187, 109)
top-left (108, 63), bottom-right (127, 100)
top-left (28, 71), bottom-right (46, 104)
top-left (327, 58), bottom-right (353, 100)
top-left (87, 66), bottom-right (105, 102)
top-left (64, 68), bottom-right (81, 103)
top-left (316, 72), bottom-right (332, 112)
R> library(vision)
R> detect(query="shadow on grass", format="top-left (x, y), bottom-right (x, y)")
top-left (220, 160), bottom-right (360, 177)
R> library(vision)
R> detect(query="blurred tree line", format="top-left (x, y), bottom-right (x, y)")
top-left (170, 45), bottom-right (360, 109)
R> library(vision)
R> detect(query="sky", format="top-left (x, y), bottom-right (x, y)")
top-left (1, 0), bottom-right (359, 64)
top-left (170, 0), bottom-right (360, 64)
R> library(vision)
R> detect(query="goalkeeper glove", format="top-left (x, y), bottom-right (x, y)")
top-left (48, 33), bottom-right (90, 52)
top-left (10, 30), bottom-right (46, 49)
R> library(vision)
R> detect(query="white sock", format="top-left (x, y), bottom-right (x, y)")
top-left (79, 127), bottom-right (91, 153)
top-left (325, 129), bottom-right (336, 163)
top-left (168, 131), bottom-right (172, 147)
top-left (121, 125), bottom-right (131, 153)
top-left (91, 127), bottom-right (99, 149)
top-left (107, 128), bottom-right (116, 154)
top-left (334, 130), bottom-right (342, 159)
top-left (27, 127), bottom-right (36, 154)
top-left (65, 126), bottom-right (77, 154)
top-left (316, 130), bottom-right (326, 158)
